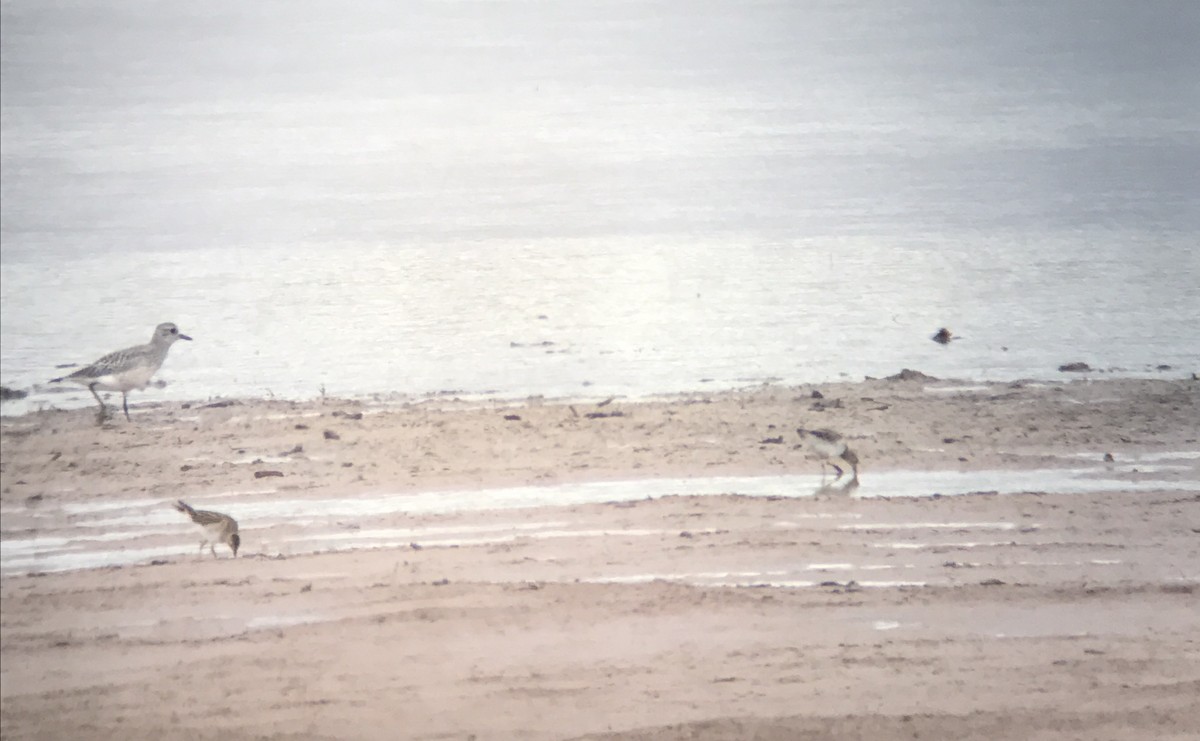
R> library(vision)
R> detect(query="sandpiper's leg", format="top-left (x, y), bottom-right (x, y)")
top-left (122, 392), bottom-right (131, 421)
top-left (87, 383), bottom-right (109, 423)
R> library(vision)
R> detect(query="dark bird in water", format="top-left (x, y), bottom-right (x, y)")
top-left (174, 500), bottom-right (240, 558)
top-left (796, 427), bottom-right (859, 480)
top-left (932, 327), bottom-right (957, 345)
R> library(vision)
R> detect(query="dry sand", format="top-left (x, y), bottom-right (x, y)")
top-left (2, 375), bottom-right (1198, 739)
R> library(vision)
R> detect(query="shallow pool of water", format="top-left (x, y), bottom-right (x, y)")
top-left (2, 454), bottom-right (1195, 575)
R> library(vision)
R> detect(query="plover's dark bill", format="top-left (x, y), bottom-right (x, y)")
top-left (49, 322), bottom-right (192, 423)
top-left (174, 500), bottom-right (240, 558)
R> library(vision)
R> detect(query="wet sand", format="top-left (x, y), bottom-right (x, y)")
top-left (2, 375), bottom-right (1199, 739)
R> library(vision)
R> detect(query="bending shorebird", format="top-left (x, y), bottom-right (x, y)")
top-left (174, 500), bottom-right (240, 558)
top-left (796, 427), bottom-right (859, 480)
top-left (50, 322), bottom-right (192, 422)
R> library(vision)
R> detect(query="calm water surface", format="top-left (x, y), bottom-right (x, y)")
top-left (3, 1), bottom-right (1198, 412)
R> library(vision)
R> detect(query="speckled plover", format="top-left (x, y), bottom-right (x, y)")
top-left (174, 500), bottom-right (240, 558)
top-left (50, 322), bottom-right (191, 422)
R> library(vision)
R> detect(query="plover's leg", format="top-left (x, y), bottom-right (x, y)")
top-left (210, 544), bottom-right (218, 558)
top-left (121, 392), bottom-right (131, 421)
top-left (87, 383), bottom-right (109, 423)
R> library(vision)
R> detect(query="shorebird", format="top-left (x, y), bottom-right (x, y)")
top-left (174, 500), bottom-right (240, 558)
top-left (796, 427), bottom-right (859, 480)
top-left (50, 322), bottom-right (192, 422)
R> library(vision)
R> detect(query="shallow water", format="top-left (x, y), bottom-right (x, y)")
top-left (3, 451), bottom-right (1195, 575)
top-left (2, 1), bottom-right (1198, 414)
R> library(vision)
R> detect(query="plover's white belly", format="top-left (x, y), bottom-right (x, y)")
top-left (810, 438), bottom-right (846, 458)
top-left (94, 364), bottom-right (158, 393)
top-left (197, 522), bottom-right (224, 542)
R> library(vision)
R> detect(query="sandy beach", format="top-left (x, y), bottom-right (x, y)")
top-left (2, 374), bottom-right (1198, 739)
